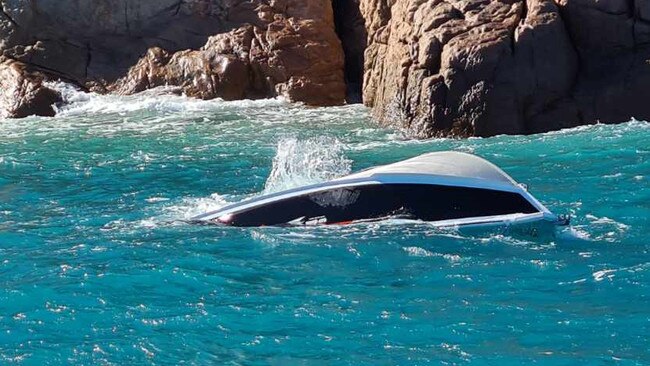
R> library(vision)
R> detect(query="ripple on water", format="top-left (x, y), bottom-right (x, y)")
top-left (0, 85), bottom-right (649, 364)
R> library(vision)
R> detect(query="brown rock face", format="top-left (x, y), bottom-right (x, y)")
top-left (113, 8), bottom-right (345, 106)
top-left (0, 58), bottom-right (62, 118)
top-left (1, 0), bottom-right (345, 107)
top-left (359, 0), bottom-right (650, 137)
top-left (2, 0), bottom-right (649, 135)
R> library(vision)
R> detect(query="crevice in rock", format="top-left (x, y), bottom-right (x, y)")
top-left (173, 1), bottom-right (183, 16)
top-left (626, 0), bottom-right (636, 19)
top-left (331, 0), bottom-right (366, 104)
top-left (445, 2), bottom-right (465, 20)
top-left (555, 3), bottom-right (582, 92)
top-left (124, 2), bottom-right (130, 34)
top-left (4, 52), bottom-right (84, 86)
top-left (628, 0), bottom-right (637, 48)
top-left (85, 44), bottom-right (92, 78)
top-left (1, 5), bottom-right (19, 27)
top-left (510, 0), bottom-right (528, 56)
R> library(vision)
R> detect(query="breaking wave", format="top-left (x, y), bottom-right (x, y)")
top-left (49, 82), bottom-right (289, 116)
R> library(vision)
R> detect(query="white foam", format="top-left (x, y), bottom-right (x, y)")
top-left (592, 269), bottom-right (616, 282)
top-left (48, 82), bottom-right (288, 117)
top-left (403, 246), bottom-right (435, 257)
top-left (402, 246), bottom-right (463, 262)
top-left (163, 193), bottom-right (230, 222)
top-left (585, 214), bottom-right (630, 230)
top-left (556, 226), bottom-right (592, 241)
top-left (104, 193), bottom-right (231, 231)
top-left (584, 215), bottom-right (630, 242)
top-left (145, 197), bottom-right (170, 203)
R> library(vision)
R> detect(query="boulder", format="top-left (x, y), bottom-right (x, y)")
top-left (0, 58), bottom-right (61, 118)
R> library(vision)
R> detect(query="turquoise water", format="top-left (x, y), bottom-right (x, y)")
top-left (1, 88), bottom-right (649, 364)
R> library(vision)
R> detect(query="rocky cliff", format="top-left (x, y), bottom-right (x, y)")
top-left (0, 0), bottom-right (345, 116)
top-left (1, 0), bottom-right (649, 138)
top-left (359, 0), bottom-right (650, 137)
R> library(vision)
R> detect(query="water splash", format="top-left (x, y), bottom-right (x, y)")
top-left (263, 137), bottom-right (352, 193)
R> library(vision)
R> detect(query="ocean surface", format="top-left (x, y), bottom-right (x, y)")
top-left (1, 86), bottom-right (649, 365)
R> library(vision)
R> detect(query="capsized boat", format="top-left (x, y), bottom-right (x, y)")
top-left (192, 151), bottom-right (569, 229)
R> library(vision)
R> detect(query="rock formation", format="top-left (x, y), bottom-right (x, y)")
top-left (0, 58), bottom-right (61, 118)
top-left (111, 1), bottom-right (345, 105)
top-left (0, 0), bottom-right (345, 109)
top-left (358, 0), bottom-right (650, 137)
top-left (1, 0), bottom-right (650, 138)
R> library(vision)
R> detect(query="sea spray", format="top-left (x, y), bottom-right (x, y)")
top-left (263, 136), bottom-right (352, 193)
